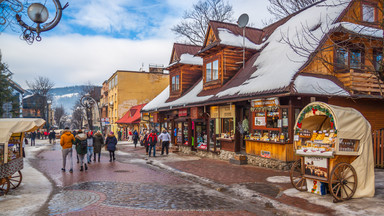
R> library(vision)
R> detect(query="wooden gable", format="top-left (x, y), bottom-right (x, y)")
top-left (169, 48), bottom-right (179, 65)
top-left (203, 25), bottom-right (218, 48)
top-left (300, 0), bottom-right (384, 96)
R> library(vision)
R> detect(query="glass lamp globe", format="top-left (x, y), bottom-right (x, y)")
top-left (27, 3), bottom-right (49, 24)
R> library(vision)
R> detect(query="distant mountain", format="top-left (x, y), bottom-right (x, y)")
top-left (49, 86), bottom-right (85, 114)
top-left (23, 85), bottom-right (101, 114)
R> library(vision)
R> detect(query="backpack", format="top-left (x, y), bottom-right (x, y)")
top-left (80, 139), bottom-right (87, 150)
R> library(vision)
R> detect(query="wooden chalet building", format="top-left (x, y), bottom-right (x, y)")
top-left (142, 0), bottom-right (384, 170)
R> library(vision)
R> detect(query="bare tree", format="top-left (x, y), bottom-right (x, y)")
top-left (26, 76), bottom-right (55, 123)
top-left (267, 0), bottom-right (321, 20)
top-left (172, 0), bottom-right (234, 45)
top-left (54, 105), bottom-right (66, 129)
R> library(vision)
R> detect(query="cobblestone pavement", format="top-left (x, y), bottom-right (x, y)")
top-left (33, 143), bottom-right (282, 216)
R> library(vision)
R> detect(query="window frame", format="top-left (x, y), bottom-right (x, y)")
top-left (171, 75), bottom-right (180, 92)
top-left (361, 1), bottom-right (377, 23)
top-left (204, 59), bottom-right (220, 83)
top-left (373, 49), bottom-right (383, 71)
top-left (334, 45), bottom-right (365, 72)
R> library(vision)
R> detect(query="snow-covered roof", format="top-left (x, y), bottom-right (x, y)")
top-left (334, 22), bottom-right (383, 38)
top-left (167, 53), bottom-right (203, 68)
top-left (144, 0), bottom-right (358, 112)
top-left (218, 28), bottom-right (261, 50)
top-left (293, 75), bottom-right (350, 96)
top-left (217, 0), bottom-right (350, 97)
top-left (142, 80), bottom-right (213, 112)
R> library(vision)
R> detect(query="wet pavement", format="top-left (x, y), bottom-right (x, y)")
top-left (4, 140), bottom-right (384, 216)
top-left (32, 142), bottom-right (282, 216)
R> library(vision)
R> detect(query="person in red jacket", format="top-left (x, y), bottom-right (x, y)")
top-left (147, 130), bottom-right (158, 157)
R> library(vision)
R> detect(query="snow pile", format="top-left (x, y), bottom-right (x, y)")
top-left (218, 28), bottom-right (261, 50)
top-left (266, 176), bottom-right (291, 183)
top-left (294, 76), bottom-right (350, 96)
top-left (53, 93), bottom-right (79, 99)
top-left (217, 0), bottom-right (350, 97)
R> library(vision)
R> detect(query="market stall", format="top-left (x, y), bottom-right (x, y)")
top-left (0, 118), bottom-right (45, 196)
top-left (290, 102), bottom-right (374, 202)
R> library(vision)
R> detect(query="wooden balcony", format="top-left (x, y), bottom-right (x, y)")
top-left (336, 69), bottom-right (384, 96)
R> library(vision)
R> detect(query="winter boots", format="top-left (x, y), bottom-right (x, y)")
top-left (80, 166), bottom-right (83, 171)
top-left (80, 164), bottom-right (88, 171)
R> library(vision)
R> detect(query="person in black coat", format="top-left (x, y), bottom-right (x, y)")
top-left (106, 132), bottom-right (118, 162)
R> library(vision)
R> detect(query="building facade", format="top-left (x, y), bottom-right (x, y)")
top-left (106, 69), bottom-right (169, 135)
top-left (142, 0), bottom-right (384, 170)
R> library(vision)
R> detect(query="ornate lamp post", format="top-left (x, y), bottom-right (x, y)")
top-left (0, 0), bottom-right (68, 44)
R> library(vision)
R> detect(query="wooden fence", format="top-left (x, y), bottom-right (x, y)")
top-left (373, 129), bottom-right (384, 168)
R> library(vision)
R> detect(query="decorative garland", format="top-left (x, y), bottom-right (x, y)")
top-left (295, 104), bottom-right (336, 133)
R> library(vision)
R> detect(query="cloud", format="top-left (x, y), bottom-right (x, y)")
top-left (0, 33), bottom-right (172, 88)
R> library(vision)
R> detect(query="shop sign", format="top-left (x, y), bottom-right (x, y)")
top-left (251, 98), bottom-right (279, 111)
top-left (220, 105), bottom-right (235, 118)
top-left (191, 107), bottom-right (203, 119)
top-left (210, 106), bottom-right (219, 118)
top-left (179, 108), bottom-right (188, 117)
top-left (261, 150), bottom-right (271, 158)
top-left (304, 157), bottom-right (328, 178)
top-left (142, 113), bottom-right (150, 121)
top-left (255, 117), bottom-right (266, 126)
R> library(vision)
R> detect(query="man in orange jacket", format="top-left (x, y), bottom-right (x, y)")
top-left (60, 127), bottom-right (75, 173)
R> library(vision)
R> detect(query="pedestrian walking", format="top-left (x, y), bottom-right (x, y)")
top-left (142, 130), bottom-right (149, 154)
top-left (74, 129), bottom-right (88, 171)
top-left (147, 130), bottom-right (158, 157)
top-left (44, 131), bottom-right (48, 139)
top-left (49, 130), bottom-right (56, 144)
top-left (93, 131), bottom-right (104, 162)
top-left (30, 131), bottom-right (36, 146)
top-left (132, 130), bottom-right (139, 148)
top-left (86, 131), bottom-right (94, 164)
top-left (118, 130), bottom-right (122, 141)
top-left (158, 129), bottom-right (171, 155)
top-left (128, 129), bottom-right (132, 142)
top-left (60, 127), bottom-right (75, 173)
top-left (106, 131), bottom-right (117, 162)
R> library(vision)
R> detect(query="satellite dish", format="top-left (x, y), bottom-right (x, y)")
top-left (237, 13), bottom-right (249, 28)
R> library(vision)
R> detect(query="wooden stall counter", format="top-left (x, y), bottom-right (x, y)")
top-left (245, 139), bottom-right (298, 162)
top-left (217, 138), bottom-right (235, 152)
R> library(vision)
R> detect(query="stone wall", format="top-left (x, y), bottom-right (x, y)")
top-left (178, 146), bottom-right (294, 170)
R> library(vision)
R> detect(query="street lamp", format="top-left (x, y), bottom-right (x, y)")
top-left (0, 0), bottom-right (69, 44)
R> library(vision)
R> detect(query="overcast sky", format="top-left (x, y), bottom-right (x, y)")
top-left (0, 0), bottom-right (272, 88)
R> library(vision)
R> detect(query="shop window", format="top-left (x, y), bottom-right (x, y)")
top-left (266, 111), bottom-right (279, 128)
top-left (221, 118), bottom-right (234, 138)
top-left (205, 59), bottom-right (219, 82)
top-left (362, 3), bottom-right (375, 22)
top-left (171, 75), bottom-right (180, 92)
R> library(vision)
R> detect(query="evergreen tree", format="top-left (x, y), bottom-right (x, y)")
top-left (0, 51), bottom-right (14, 117)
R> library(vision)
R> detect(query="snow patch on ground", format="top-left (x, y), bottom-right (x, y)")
top-left (266, 176), bottom-right (291, 183)
top-left (0, 141), bottom-right (52, 216)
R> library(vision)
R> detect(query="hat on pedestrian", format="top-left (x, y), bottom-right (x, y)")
top-left (64, 127), bottom-right (69, 130)
top-left (110, 131), bottom-right (114, 135)
top-left (78, 129), bottom-right (83, 133)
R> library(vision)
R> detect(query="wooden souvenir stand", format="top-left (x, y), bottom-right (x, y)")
top-left (0, 118), bottom-right (45, 196)
top-left (290, 102), bottom-right (375, 202)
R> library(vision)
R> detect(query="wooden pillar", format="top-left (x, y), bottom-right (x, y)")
top-left (235, 105), bottom-right (241, 152)
top-left (207, 118), bottom-right (210, 152)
